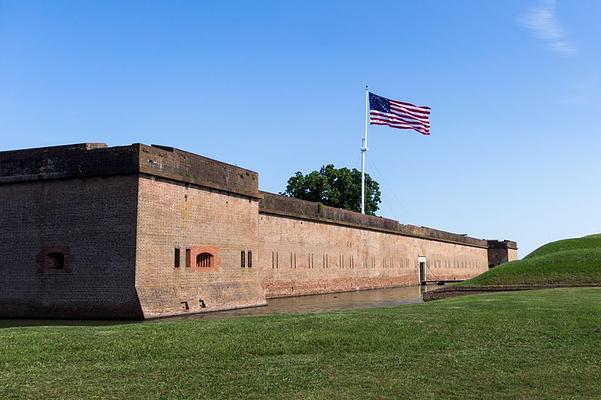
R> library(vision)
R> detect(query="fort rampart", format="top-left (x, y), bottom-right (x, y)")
top-left (0, 143), bottom-right (517, 319)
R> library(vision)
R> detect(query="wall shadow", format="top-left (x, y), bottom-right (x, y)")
top-left (0, 319), bottom-right (138, 329)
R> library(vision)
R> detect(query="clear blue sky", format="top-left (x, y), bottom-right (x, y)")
top-left (1, 0), bottom-right (600, 256)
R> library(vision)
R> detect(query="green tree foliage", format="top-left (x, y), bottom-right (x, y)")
top-left (282, 164), bottom-right (381, 215)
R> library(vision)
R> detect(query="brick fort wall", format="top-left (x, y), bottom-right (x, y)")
top-left (135, 176), bottom-right (265, 319)
top-left (0, 142), bottom-right (518, 319)
top-left (258, 193), bottom-right (493, 298)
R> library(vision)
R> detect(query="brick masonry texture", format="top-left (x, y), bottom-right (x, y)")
top-left (258, 193), bottom-right (516, 298)
top-left (258, 210), bottom-right (490, 298)
top-left (0, 143), bottom-right (518, 319)
top-left (135, 176), bottom-right (265, 319)
top-left (0, 176), bottom-right (142, 319)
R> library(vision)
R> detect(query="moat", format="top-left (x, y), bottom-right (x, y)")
top-left (0, 285), bottom-right (438, 328)
top-left (169, 285), bottom-right (436, 321)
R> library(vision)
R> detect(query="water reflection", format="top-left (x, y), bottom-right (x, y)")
top-left (170, 285), bottom-right (434, 321)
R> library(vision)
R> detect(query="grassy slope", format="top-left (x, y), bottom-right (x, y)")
top-left (459, 234), bottom-right (601, 286)
top-left (1, 288), bottom-right (601, 399)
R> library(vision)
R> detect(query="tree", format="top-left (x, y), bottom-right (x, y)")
top-left (282, 164), bottom-right (381, 215)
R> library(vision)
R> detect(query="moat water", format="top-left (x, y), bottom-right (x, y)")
top-left (170, 285), bottom-right (434, 321)
top-left (0, 285), bottom-right (435, 327)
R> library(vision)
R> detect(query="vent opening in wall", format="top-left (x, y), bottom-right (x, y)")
top-left (241, 251), bottom-right (246, 268)
top-left (180, 301), bottom-right (189, 311)
top-left (247, 251), bottom-right (252, 268)
top-left (36, 247), bottom-right (72, 273)
top-left (196, 253), bottom-right (213, 268)
top-left (174, 248), bottom-right (180, 268)
top-left (199, 299), bottom-right (206, 308)
top-left (47, 252), bottom-right (65, 270)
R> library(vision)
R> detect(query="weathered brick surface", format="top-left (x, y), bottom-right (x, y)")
top-left (135, 177), bottom-right (265, 319)
top-left (0, 176), bottom-right (142, 319)
top-left (0, 142), bottom-right (260, 200)
top-left (258, 212), bottom-right (489, 298)
top-left (487, 240), bottom-right (519, 267)
top-left (259, 192), bottom-right (489, 248)
top-left (139, 145), bottom-right (260, 199)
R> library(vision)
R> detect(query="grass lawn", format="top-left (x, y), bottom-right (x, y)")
top-left (458, 234), bottom-right (601, 286)
top-left (1, 288), bottom-right (601, 399)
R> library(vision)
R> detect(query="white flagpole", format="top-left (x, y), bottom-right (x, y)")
top-left (361, 85), bottom-right (369, 214)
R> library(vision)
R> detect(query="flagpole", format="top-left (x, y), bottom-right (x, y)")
top-left (361, 85), bottom-right (368, 214)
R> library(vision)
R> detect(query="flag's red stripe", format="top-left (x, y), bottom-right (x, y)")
top-left (389, 99), bottom-right (431, 113)
top-left (389, 103), bottom-right (430, 120)
top-left (389, 104), bottom-right (431, 118)
top-left (389, 108), bottom-right (430, 124)
top-left (371, 120), bottom-right (430, 135)
top-left (370, 116), bottom-right (430, 131)
top-left (370, 114), bottom-right (430, 131)
top-left (370, 110), bottom-right (430, 127)
top-left (370, 118), bottom-right (430, 132)
top-left (370, 118), bottom-right (430, 131)
top-left (370, 118), bottom-right (413, 128)
top-left (371, 121), bottom-right (413, 129)
top-left (370, 118), bottom-right (430, 134)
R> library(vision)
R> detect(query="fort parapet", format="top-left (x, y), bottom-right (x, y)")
top-left (0, 143), bottom-right (517, 319)
top-left (0, 143), bottom-right (260, 198)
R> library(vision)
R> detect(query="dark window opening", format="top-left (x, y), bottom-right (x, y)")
top-left (174, 248), bottom-right (180, 268)
top-left (199, 299), bottom-right (206, 308)
top-left (181, 301), bottom-right (189, 311)
top-left (47, 252), bottom-right (65, 270)
top-left (185, 249), bottom-right (191, 267)
top-left (241, 251), bottom-right (246, 268)
top-left (247, 251), bottom-right (252, 268)
top-left (419, 261), bottom-right (427, 284)
top-left (196, 253), bottom-right (213, 268)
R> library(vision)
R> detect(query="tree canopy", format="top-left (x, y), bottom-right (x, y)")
top-left (282, 164), bottom-right (381, 215)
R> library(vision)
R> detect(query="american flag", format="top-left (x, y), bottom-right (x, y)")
top-left (369, 92), bottom-right (431, 135)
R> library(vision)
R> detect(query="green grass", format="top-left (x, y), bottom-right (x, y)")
top-left (526, 234), bottom-right (601, 259)
top-left (1, 288), bottom-right (601, 399)
top-left (459, 234), bottom-right (601, 286)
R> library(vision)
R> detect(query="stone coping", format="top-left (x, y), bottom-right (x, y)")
top-left (487, 240), bottom-right (518, 250)
top-left (0, 142), bottom-right (261, 199)
top-left (423, 284), bottom-right (601, 301)
top-left (258, 192), bottom-right (512, 249)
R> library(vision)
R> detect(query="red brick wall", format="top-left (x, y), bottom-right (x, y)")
top-left (134, 176), bottom-right (265, 319)
top-left (0, 143), bottom-right (510, 320)
top-left (258, 213), bottom-right (489, 297)
top-left (0, 176), bottom-right (142, 319)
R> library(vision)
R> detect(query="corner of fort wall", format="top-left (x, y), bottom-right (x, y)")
top-left (0, 142), bottom-right (267, 319)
